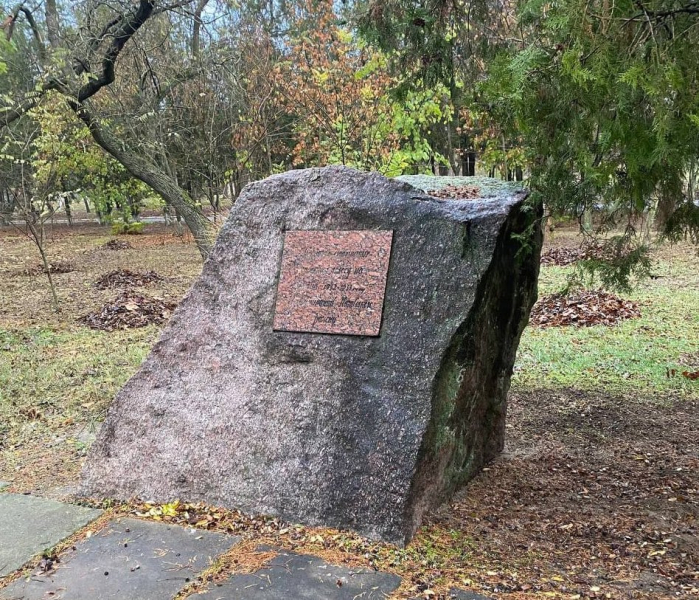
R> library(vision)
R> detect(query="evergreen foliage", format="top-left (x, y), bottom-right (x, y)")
top-left (359, 0), bottom-right (699, 287)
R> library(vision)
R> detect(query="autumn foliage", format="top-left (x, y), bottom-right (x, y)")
top-left (231, 0), bottom-right (448, 177)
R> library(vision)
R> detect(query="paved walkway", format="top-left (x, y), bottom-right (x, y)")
top-left (0, 492), bottom-right (490, 600)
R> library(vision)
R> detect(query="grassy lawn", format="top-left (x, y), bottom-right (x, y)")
top-left (0, 326), bottom-right (156, 439)
top-left (514, 238), bottom-right (699, 400)
top-left (0, 223), bottom-right (202, 494)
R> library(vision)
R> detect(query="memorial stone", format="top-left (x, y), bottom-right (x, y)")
top-left (81, 166), bottom-right (542, 545)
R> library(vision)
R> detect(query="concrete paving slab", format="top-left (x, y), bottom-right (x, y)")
top-left (1, 518), bottom-right (238, 600)
top-left (0, 494), bottom-right (102, 579)
top-left (195, 549), bottom-right (401, 599)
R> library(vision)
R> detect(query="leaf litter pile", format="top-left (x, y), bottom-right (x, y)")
top-left (15, 260), bottom-right (76, 276)
top-left (78, 291), bottom-right (176, 331)
top-left (531, 290), bottom-right (641, 328)
top-left (100, 239), bottom-right (133, 251)
top-left (94, 269), bottom-right (163, 290)
top-left (541, 243), bottom-right (607, 266)
top-left (428, 184), bottom-right (481, 200)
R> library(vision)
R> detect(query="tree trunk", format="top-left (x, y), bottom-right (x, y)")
top-left (0, 188), bottom-right (14, 222)
top-left (643, 199), bottom-right (657, 243)
top-left (65, 196), bottom-right (73, 225)
top-left (191, 0), bottom-right (211, 56)
top-left (44, 0), bottom-right (61, 49)
top-left (76, 106), bottom-right (215, 258)
top-left (463, 151), bottom-right (476, 177)
top-left (445, 124), bottom-right (455, 176)
top-left (25, 218), bottom-right (60, 312)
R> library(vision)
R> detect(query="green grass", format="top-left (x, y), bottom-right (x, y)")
top-left (0, 325), bottom-right (157, 442)
top-left (513, 247), bottom-right (699, 399)
top-left (2, 242), bottom-right (694, 442)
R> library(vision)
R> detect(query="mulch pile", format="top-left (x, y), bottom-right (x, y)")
top-left (428, 184), bottom-right (481, 200)
top-left (94, 269), bottom-right (163, 290)
top-left (530, 290), bottom-right (641, 327)
top-left (540, 242), bottom-right (607, 266)
top-left (101, 239), bottom-right (133, 251)
top-left (18, 261), bottom-right (75, 276)
top-left (78, 292), bottom-right (176, 331)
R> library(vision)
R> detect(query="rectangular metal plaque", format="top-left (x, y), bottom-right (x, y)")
top-left (273, 230), bottom-right (393, 336)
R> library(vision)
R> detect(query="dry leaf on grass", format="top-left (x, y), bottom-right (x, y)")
top-left (94, 269), bottom-right (164, 290)
top-left (78, 292), bottom-right (176, 331)
top-left (530, 290), bottom-right (641, 327)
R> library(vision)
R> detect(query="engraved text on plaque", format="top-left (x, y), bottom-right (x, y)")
top-left (273, 230), bottom-right (393, 336)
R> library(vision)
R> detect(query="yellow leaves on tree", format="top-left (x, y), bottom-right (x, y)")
top-left (275, 0), bottom-right (398, 170)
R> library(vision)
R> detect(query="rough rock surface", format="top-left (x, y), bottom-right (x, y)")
top-left (81, 167), bottom-right (541, 545)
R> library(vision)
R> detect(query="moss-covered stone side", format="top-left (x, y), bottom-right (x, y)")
top-left (404, 195), bottom-right (542, 541)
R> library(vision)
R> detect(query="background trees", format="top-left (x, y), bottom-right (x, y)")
top-left (361, 0), bottom-right (699, 285)
top-left (482, 0), bottom-right (699, 282)
top-left (2, 0), bottom-right (697, 271)
top-left (1, 1), bottom-right (220, 257)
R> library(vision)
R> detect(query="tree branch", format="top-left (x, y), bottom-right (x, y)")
top-left (1, 1), bottom-right (160, 129)
top-left (77, 1), bottom-right (156, 102)
top-left (72, 101), bottom-right (214, 258)
top-left (84, 15), bottom-right (123, 59)
top-left (0, 83), bottom-right (60, 128)
top-left (629, 0), bottom-right (699, 22)
top-left (4, 4), bottom-right (47, 61)
top-left (0, 97), bottom-right (38, 128)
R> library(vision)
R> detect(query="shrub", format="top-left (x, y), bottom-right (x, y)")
top-left (111, 221), bottom-right (145, 235)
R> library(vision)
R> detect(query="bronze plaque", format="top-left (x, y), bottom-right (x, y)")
top-left (273, 230), bottom-right (393, 336)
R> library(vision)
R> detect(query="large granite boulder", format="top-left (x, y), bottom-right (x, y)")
top-left (81, 167), bottom-right (542, 545)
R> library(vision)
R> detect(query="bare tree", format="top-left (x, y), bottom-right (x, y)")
top-left (3, 120), bottom-right (61, 310)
